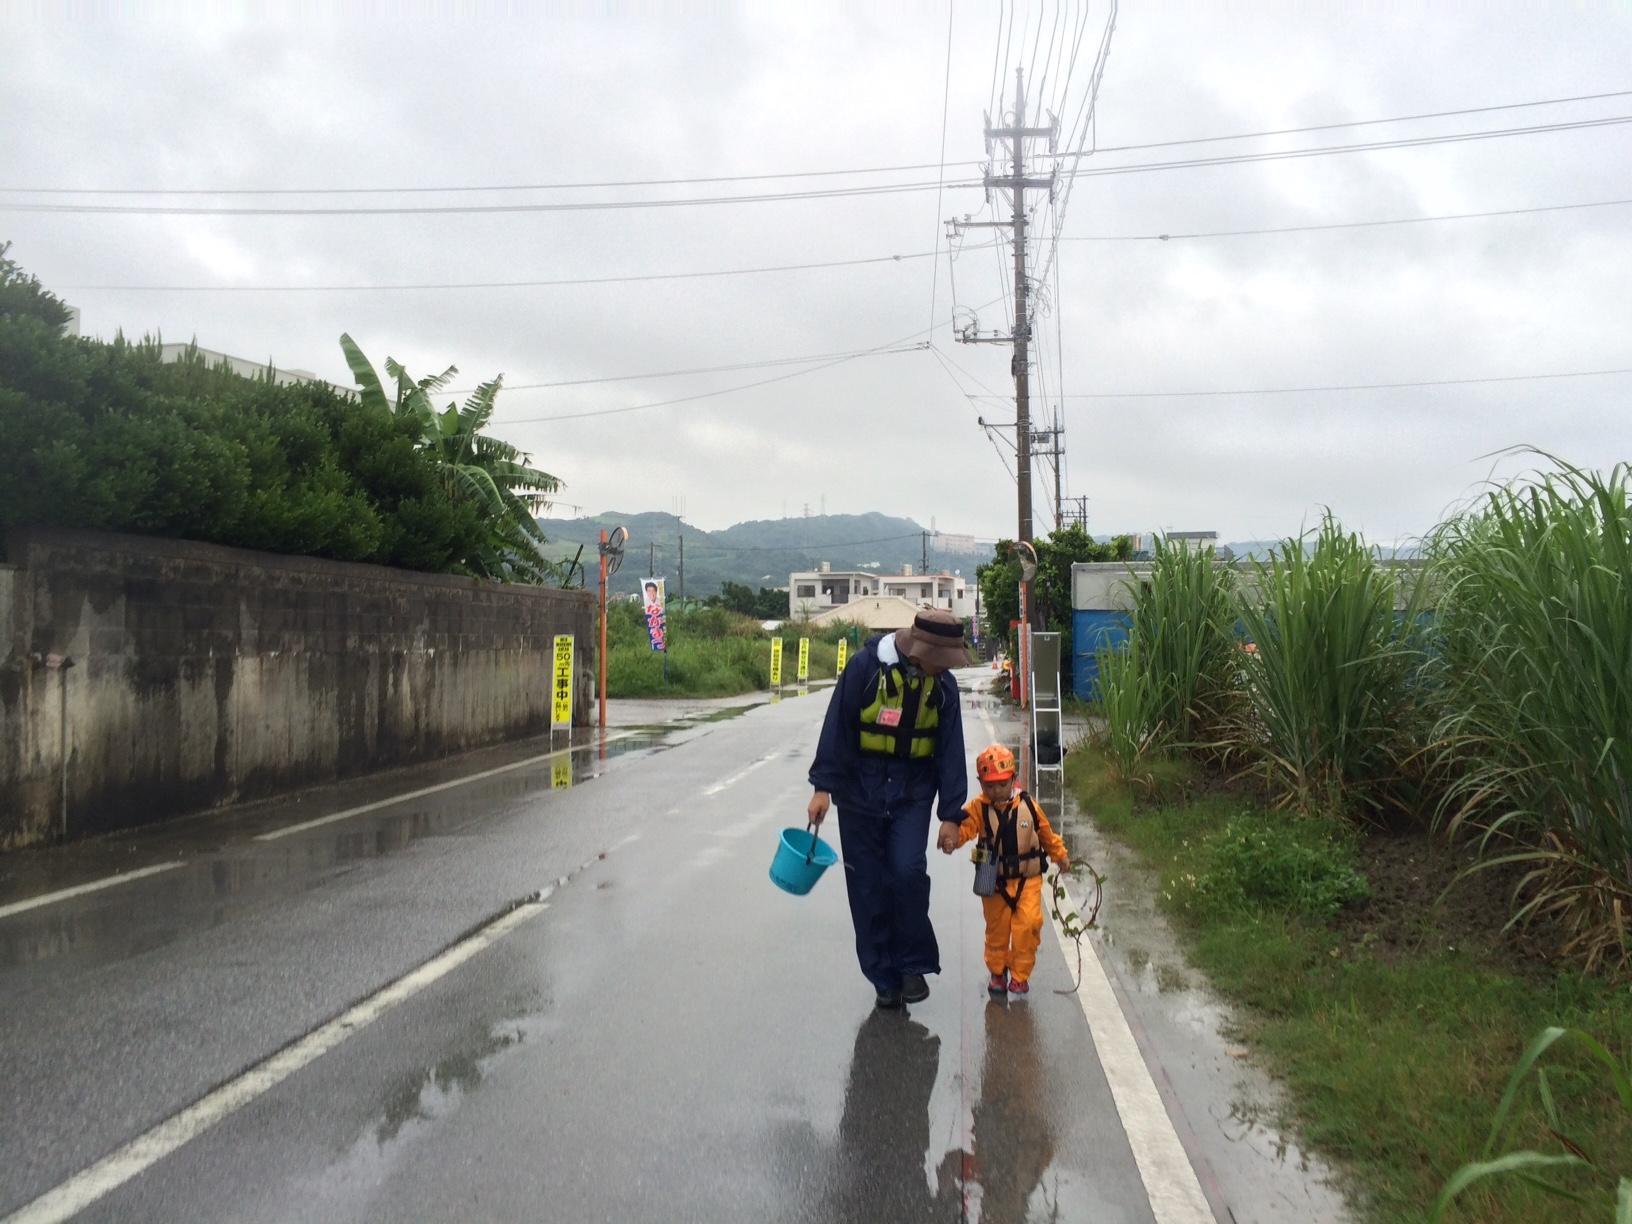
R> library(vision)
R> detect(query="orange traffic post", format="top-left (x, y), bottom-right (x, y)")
top-left (598, 528), bottom-right (608, 731)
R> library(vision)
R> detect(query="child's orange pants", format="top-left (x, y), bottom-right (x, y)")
top-left (981, 876), bottom-right (1046, 982)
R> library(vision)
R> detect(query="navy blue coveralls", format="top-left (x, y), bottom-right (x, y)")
top-left (808, 635), bottom-right (967, 992)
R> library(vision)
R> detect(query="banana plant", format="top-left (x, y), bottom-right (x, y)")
top-left (339, 334), bottom-right (561, 583)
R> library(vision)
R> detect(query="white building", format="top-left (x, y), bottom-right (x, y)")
top-left (789, 562), bottom-right (973, 620)
top-left (158, 343), bottom-right (333, 390)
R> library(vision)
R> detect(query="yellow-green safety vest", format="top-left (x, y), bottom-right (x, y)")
top-left (858, 665), bottom-right (940, 759)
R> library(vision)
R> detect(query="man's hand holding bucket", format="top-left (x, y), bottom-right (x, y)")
top-left (807, 789), bottom-right (831, 826)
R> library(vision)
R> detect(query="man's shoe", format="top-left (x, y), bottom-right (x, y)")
top-left (1008, 977), bottom-right (1030, 997)
top-left (987, 971), bottom-right (1008, 997)
top-left (902, 974), bottom-right (930, 1004)
top-left (874, 987), bottom-right (903, 1009)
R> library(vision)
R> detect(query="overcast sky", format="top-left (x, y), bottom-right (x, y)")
top-left (4, 2), bottom-right (1629, 546)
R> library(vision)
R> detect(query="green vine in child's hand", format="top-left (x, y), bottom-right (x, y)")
top-left (1048, 858), bottom-right (1106, 995)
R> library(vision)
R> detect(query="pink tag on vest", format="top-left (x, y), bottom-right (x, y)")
top-left (877, 707), bottom-right (903, 727)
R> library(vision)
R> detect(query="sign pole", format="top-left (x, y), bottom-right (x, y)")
top-left (598, 528), bottom-right (608, 731)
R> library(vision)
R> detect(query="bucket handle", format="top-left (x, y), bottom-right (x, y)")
top-left (804, 820), bottom-right (820, 865)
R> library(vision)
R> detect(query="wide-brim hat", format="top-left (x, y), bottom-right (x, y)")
top-left (894, 608), bottom-right (974, 670)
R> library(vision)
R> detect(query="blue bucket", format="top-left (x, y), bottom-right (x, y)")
top-left (769, 823), bottom-right (839, 895)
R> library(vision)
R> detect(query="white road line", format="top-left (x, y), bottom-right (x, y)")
top-left (0, 862), bottom-right (183, 922)
top-left (254, 732), bottom-right (634, 842)
top-left (1, 896), bottom-right (548, 1224)
top-left (702, 751), bottom-right (776, 797)
top-left (980, 708), bottom-right (1213, 1223)
top-left (2, 828), bottom-right (643, 1224)
top-left (1047, 885), bottom-right (1215, 1223)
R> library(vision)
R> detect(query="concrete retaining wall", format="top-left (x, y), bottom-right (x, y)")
top-left (0, 528), bottom-right (594, 849)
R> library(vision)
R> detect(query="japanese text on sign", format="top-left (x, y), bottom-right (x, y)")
top-left (796, 637), bottom-right (810, 682)
top-left (769, 638), bottom-right (783, 688)
top-left (551, 635), bottom-right (574, 730)
top-left (642, 577), bottom-right (667, 653)
top-left (835, 637), bottom-right (848, 674)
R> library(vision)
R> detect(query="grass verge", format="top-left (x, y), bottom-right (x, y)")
top-left (1065, 744), bottom-right (1632, 1223)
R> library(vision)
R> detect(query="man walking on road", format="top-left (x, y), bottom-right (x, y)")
top-left (807, 608), bottom-right (971, 1009)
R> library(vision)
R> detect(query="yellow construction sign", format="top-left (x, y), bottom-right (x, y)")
top-left (796, 637), bottom-right (810, 682)
top-left (835, 637), bottom-right (848, 674)
top-left (769, 638), bottom-right (784, 688)
top-left (551, 635), bottom-right (574, 730)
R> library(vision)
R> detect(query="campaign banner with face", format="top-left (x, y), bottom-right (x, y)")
top-left (642, 577), bottom-right (667, 653)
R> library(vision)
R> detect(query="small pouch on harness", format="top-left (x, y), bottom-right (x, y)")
top-left (972, 854), bottom-right (998, 897)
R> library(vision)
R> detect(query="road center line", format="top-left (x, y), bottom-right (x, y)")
top-left (979, 709), bottom-right (1213, 1223)
top-left (254, 732), bottom-right (634, 842)
top-left (0, 862), bottom-right (183, 922)
top-left (702, 751), bottom-right (776, 796)
top-left (2, 831), bottom-right (640, 1224)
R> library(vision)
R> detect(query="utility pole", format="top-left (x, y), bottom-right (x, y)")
top-left (1035, 416), bottom-right (1064, 529)
top-left (1053, 416), bottom-right (1063, 529)
top-left (678, 535), bottom-right (684, 604)
top-left (921, 530), bottom-right (929, 574)
top-left (951, 67), bottom-right (1056, 618)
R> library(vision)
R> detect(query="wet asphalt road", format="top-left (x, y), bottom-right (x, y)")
top-left (0, 675), bottom-right (1162, 1222)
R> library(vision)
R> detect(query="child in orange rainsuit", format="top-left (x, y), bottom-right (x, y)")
top-left (938, 744), bottom-right (1069, 996)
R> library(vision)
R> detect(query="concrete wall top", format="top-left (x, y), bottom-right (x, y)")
top-left (1071, 557), bottom-right (1429, 613)
top-left (3, 526), bottom-right (592, 606)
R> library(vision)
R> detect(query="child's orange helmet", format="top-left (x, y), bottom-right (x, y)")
top-left (976, 743), bottom-right (1017, 782)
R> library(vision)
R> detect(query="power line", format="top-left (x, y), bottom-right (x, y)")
top-left (496, 343), bottom-right (929, 424)
top-left (492, 292), bottom-right (1006, 427)
top-left (11, 88), bottom-right (1624, 201)
top-left (454, 344), bottom-right (936, 395)
top-left (1056, 114), bottom-right (1632, 180)
top-left (1054, 87), bottom-right (1632, 157)
top-left (926, 1), bottom-right (955, 334)
top-left (57, 242), bottom-right (1000, 293)
top-left (0, 160), bottom-right (981, 197)
top-left (1059, 197), bottom-right (1632, 241)
top-left (56, 193), bottom-right (1619, 295)
top-left (961, 365), bottom-right (1632, 401)
top-left (0, 177), bottom-right (984, 218)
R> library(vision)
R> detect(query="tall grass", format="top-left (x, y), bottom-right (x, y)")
top-left (603, 601), bottom-right (844, 697)
top-left (1095, 536), bottom-right (1237, 780)
top-left (1235, 513), bottom-right (1428, 818)
top-left (1096, 633), bottom-right (1162, 781)
top-left (1428, 460), bottom-right (1632, 971)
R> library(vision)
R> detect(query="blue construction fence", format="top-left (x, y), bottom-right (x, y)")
top-left (1071, 609), bottom-right (1132, 701)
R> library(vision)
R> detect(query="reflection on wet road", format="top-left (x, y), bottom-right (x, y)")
top-left (0, 676), bottom-right (1339, 1223)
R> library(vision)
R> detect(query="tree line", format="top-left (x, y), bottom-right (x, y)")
top-left (0, 243), bottom-right (558, 580)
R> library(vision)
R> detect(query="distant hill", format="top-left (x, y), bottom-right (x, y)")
top-left (535, 510), bottom-right (993, 600)
top-left (1224, 539), bottom-right (1423, 561)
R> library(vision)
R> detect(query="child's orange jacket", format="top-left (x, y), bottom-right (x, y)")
top-left (951, 791), bottom-right (1068, 878)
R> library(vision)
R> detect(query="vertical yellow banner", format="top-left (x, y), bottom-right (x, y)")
top-left (835, 637), bottom-right (848, 674)
top-left (551, 635), bottom-right (574, 730)
top-left (769, 638), bottom-right (784, 688)
top-left (797, 637), bottom-right (810, 682)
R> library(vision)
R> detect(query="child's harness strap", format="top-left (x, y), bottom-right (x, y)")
top-left (977, 793), bottom-right (1046, 888)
